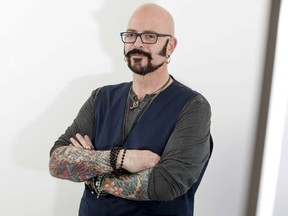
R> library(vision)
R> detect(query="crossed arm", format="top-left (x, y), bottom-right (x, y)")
top-left (49, 133), bottom-right (159, 200)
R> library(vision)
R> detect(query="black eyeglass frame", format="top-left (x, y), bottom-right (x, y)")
top-left (120, 32), bottom-right (172, 44)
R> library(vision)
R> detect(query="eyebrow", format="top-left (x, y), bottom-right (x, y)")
top-left (125, 29), bottom-right (158, 34)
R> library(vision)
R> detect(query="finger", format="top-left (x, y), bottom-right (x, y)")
top-left (70, 137), bottom-right (82, 148)
top-left (76, 133), bottom-right (94, 150)
top-left (83, 135), bottom-right (94, 150)
top-left (84, 135), bottom-right (92, 145)
top-left (75, 133), bottom-right (88, 146)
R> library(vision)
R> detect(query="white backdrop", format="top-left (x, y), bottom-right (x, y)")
top-left (257, 1), bottom-right (288, 215)
top-left (0, 0), bottom-right (271, 215)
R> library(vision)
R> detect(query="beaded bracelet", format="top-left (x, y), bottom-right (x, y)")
top-left (110, 147), bottom-right (121, 171)
top-left (119, 148), bottom-right (127, 170)
top-left (92, 174), bottom-right (107, 198)
top-left (110, 147), bottom-right (128, 176)
top-left (114, 148), bottom-right (127, 176)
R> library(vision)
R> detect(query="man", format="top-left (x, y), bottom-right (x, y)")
top-left (49, 3), bottom-right (213, 216)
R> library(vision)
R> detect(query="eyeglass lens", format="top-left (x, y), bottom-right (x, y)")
top-left (122, 33), bottom-right (157, 44)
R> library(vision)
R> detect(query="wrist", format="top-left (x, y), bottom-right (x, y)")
top-left (92, 174), bottom-right (107, 198)
top-left (116, 149), bottom-right (126, 169)
top-left (110, 147), bottom-right (127, 176)
top-left (110, 147), bottom-right (121, 171)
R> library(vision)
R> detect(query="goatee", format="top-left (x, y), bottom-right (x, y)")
top-left (124, 40), bottom-right (169, 75)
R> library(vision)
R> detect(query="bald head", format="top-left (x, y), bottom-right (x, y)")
top-left (127, 3), bottom-right (175, 36)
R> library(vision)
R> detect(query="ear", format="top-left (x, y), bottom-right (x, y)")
top-left (167, 37), bottom-right (177, 56)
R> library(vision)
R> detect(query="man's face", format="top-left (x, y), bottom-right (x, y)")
top-left (124, 37), bottom-right (170, 75)
top-left (123, 4), bottom-right (176, 76)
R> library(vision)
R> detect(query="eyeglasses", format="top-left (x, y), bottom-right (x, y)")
top-left (120, 32), bottom-right (172, 44)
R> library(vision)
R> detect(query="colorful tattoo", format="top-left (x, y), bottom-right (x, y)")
top-left (102, 169), bottom-right (152, 200)
top-left (49, 146), bottom-right (112, 182)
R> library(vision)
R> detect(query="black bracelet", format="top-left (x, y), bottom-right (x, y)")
top-left (113, 148), bottom-right (127, 176)
top-left (119, 148), bottom-right (127, 169)
top-left (110, 147), bottom-right (121, 171)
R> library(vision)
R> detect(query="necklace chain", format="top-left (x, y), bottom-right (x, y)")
top-left (129, 76), bottom-right (171, 110)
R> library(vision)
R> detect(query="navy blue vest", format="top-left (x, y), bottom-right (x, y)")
top-left (80, 79), bottom-right (210, 216)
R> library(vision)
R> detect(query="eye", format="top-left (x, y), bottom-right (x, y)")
top-left (143, 33), bottom-right (157, 40)
top-left (124, 32), bottom-right (136, 38)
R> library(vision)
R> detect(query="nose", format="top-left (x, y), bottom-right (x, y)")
top-left (133, 35), bottom-right (144, 47)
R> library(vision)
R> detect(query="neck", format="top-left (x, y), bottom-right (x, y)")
top-left (132, 70), bottom-right (171, 99)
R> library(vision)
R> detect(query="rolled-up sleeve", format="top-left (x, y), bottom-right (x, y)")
top-left (148, 94), bottom-right (212, 200)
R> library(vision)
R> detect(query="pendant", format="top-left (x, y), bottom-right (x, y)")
top-left (130, 100), bottom-right (140, 110)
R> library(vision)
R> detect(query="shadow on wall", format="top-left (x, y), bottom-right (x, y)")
top-left (13, 0), bottom-right (153, 215)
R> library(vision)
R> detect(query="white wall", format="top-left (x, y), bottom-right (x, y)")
top-left (256, 1), bottom-right (288, 215)
top-left (0, 0), bottom-right (271, 215)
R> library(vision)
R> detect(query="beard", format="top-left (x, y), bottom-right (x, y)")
top-left (124, 40), bottom-right (169, 76)
top-left (127, 57), bottom-right (164, 76)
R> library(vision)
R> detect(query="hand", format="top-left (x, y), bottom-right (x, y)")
top-left (119, 149), bottom-right (160, 173)
top-left (70, 133), bottom-right (94, 150)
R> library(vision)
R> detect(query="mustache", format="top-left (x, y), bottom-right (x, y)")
top-left (125, 49), bottom-right (153, 60)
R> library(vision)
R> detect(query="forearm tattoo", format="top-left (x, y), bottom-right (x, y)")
top-left (49, 146), bottom-right (112, 182)
top-left (101, 169), bottom-right (152, 200)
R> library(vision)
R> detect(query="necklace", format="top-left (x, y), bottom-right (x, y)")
top-left (129, 76), bottom-right (171, 110)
